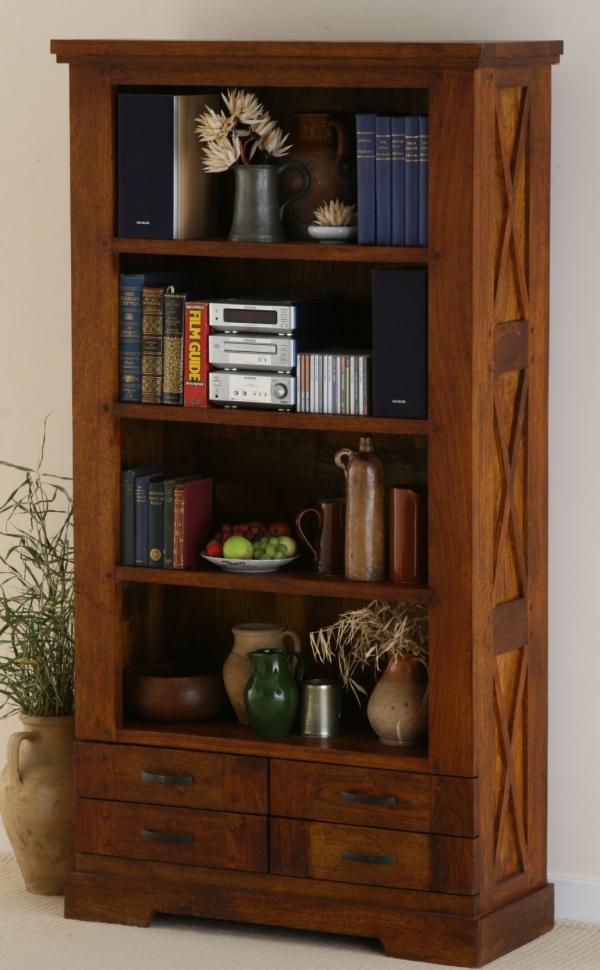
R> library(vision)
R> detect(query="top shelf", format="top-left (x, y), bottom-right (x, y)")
top-left (113, 238), bottom-right (430, 264)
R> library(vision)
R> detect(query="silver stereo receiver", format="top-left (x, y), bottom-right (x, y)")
top-left (209, 295), bottom-right (337, 332)
top-left (209, 332), bottom-right (336, 372)
top-left (209, 371), bottom-right (296, 409)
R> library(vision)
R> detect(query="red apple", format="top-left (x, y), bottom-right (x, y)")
top-left (268, 521), bottom-right (292, 538)
top-left (206, 540), bottom-right (223, 557)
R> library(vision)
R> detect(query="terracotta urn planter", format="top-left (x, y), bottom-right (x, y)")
top-left (0, 714), bottom-right (75, 894)
top-left (366, 656), bottom-right (429, 746)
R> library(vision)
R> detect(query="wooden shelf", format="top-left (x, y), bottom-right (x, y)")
top-left (113, 237), bottom-right (430, 264)
top-left (113, 402), bottom-right (429, 435)
top-left (115, 564), bottom-right (430, 603)
top-left (116, 720), bottom-right (431, 773)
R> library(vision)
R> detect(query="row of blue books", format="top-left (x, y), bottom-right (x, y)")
top-left (356, 114), bottom-right (428, 247)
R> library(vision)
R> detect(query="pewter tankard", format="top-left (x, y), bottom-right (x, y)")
top-left (299, 679), bottom-right (342, 737)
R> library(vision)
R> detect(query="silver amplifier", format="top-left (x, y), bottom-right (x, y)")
top-left (209, 295), bottom-right (337, 332)
top-left (209, 371), bottom-right (296, 409)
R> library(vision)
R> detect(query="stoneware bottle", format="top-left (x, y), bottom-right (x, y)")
top-left (244, 648), bottom-right (305, 737)
top-left (0, 714), bottom-right (75, 894)
top-left (366, 656), bottom-right (429, 746)
top-left (335, 436), bottom-right (385, 581)
top-left (223, 623), bottom-right (302, 724)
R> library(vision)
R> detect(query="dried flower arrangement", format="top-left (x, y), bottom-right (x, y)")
top-left (312, 200), bottom-right (357, 227)
top-left (0, 431), bottom-right (74, 719)
top-left (310, 600), bottom-right (428, 702)
top-left (196, 89), bottom-right (291, 173)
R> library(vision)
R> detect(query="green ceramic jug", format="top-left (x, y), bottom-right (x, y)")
top-left (244, 648), bottom-right (304, 737)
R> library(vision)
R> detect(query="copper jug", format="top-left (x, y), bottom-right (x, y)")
top-left (280, 113), bottom-right (356, 239)
top-left (335, 436), bottom-right (385, 581)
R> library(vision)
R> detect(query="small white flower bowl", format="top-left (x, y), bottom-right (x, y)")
top-left (307, 225), bottom-right (358, 244)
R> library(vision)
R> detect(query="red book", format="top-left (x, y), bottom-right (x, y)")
top-left (183, 301), bottom-right (211, 407)
top-left (173, 478), bottom-right (212, 569)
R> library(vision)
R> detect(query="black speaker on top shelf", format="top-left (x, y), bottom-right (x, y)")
top-left (371, 270), bottom-right (428, 419)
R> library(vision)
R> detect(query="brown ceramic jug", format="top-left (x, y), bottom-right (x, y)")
top-left (335, 436), bottom-right (385, 581)
top-left (366, 656), bottom-right (429, 746)
top-left (280, 113), bottom-right (356, 239)
top-left (0, 715), bottom-right (75, 894)
top-left (222, 623), bottom-right (302, 724)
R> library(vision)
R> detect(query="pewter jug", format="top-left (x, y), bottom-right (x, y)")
top-left (228, 163), bottom-right (310, 242)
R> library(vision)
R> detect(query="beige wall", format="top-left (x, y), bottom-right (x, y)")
top-left (0, 0), bottom-right (597, 888)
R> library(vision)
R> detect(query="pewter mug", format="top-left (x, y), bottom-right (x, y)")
top-left (228, 163), bottom-right (310, 243)
top-left (299, 679), bottom-right (342, 737)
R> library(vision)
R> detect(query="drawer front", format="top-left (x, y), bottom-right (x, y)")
top-left (270, 818), bottom-right (477, 894)
top-left (270, 760), bottom-right (477, 836)
top-left (75, 798), bottom-right (268, 873)
top-left (75, 742), bottom-right (268, 814)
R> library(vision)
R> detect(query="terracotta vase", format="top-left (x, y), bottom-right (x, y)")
top-left (280, 113), bottom-right (356, 239)
top-left (223, 624), bottom-right (302, 725)
top-left (366, 656), bottom-right (429, 746)
top-left (0, 714), bottom-right (75, 894)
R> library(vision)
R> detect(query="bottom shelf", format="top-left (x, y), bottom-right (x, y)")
top-left (115, 718), bottom-right (430, 772)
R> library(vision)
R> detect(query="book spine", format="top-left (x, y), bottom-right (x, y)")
top-left (141, 287), bottom-right (165, 404)
top-left (120, 471), bottom-right (135, 565)
top-left (418, 116), bottom-right (429, 247)
top-left (173, 485), bottom-right (184, 569)
top-left (405, 116), bottom-right (420, 246)
top-left (391, 117), bottom-right (406, 246)
top-left (134, 479), bottom-right (150, 567)
top-left (356, 114), bottom-right (376, 245)
top-left (119, 274), bottom-right (144, 402)
top-left (147, 481), bottom-right (164, 568)
top-left (162, 292), bottom-right (186, 405)
top-left (163, 480), bottom-right (176, 569)
top-left (183, 302), bottom-right (210, 407)
top-left (375, 116), bottom-right (392, 246)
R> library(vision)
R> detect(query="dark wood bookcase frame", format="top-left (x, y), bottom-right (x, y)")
top-left (51, 40), bottom-right (562, 967)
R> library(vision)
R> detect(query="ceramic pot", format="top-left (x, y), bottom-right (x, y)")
top-left (244, 648), bottom-right (304, 737)
top-left (280, 113), bottom-right (356, 239)
top-left (228, 163), bottom-right (310, 242)
top-left (366, 656), bottom-right (429, 746)
top-left (223, 623), bottom-right (302, 724)
top-left (0, 714), bottom-right (75, 894)
top-left (335, 436), bottom-right (386, 581)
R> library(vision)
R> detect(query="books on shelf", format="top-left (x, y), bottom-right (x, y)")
top-left (356, 114), bottom-right (428, 248)
top-left (296, 352), bottom-right (371, 415)
top-left (183, 302), bottom-right (210, 407)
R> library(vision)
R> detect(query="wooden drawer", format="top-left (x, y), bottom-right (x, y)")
top-left (75, 798), bottom-right (268, 873)
top-left (75, 742), bottom-right (268, 814)
top-left (270, 760), bottom-right (477, 837)
top-left (270, 818), bottom-right (477, 894)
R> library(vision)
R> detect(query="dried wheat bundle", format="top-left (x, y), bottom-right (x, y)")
top-left (310, 600), bottom-right (428, 702)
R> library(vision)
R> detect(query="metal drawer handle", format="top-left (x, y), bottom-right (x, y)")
top-left (340, 791), bottom-right (396, 807)
top-left (140, 829), bottom-right (192, 844)
top-left (141, 771), bottom-right (193, 786)
top-left (342, 850), bottom-right (396, 866)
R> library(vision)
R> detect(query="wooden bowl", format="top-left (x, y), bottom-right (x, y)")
top-left (124, 663), bottom-right (225, 722)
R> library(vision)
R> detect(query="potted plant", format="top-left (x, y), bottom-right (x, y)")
top-left (307, 199), bottom-right (358, 244)
top-left (310, 600), bottom-right (429, 746)
top-left (195, 89), bottom-right (309, 242)
top-left (0, 435), bottom-right (75, 894)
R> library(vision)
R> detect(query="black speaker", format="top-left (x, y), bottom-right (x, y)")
top-left (371, 270), bottom-right (427, 419)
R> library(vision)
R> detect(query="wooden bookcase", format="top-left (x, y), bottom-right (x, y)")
top-left (51, 40), bottom-right (562, 967)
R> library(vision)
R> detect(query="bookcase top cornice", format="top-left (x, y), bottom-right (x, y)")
top-left (50, 39), bottom-right (563, 71)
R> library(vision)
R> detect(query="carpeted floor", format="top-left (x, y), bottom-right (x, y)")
top-left (2, 855), bottom-right (600, 970)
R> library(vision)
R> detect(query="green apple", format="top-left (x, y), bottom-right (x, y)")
top-left (223, 535), bottom-right (254, 559)
top-left (276, 535), bottom-right (297, 558)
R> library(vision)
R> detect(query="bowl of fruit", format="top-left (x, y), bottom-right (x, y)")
top-left (202, 521), bottom-right (299, 573)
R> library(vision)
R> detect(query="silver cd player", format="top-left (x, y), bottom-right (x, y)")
top-left (208, 331), bottom-right (337, 372)
top-left (209, 295), bottom-right (337, 332)
top-left (209, 371), bottom-right (296, 409)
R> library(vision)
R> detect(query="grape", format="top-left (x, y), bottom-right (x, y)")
top-left (221, 523), bottom-right (231, 532)
top-left (273, 551), bottom-right (286, 560)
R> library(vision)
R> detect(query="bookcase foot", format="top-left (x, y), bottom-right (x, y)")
top-left (64, 871), bottom-right (155, 927)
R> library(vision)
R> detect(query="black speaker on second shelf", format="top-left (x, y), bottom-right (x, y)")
top-left (371, 270), bottom-right (428, 419)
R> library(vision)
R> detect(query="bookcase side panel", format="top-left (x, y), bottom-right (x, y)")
top-left (69, 64), bottom-right (121, 742)
top-left (472, 64), bottom-right (551, 912)
top-left (427, 70), bottom-right (476, 778)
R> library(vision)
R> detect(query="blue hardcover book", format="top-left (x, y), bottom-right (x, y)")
top-left (391, 117), bottom-right (406, 246)
top-left (375, 116), bottom-right (392, 246)
top-left (148, 479), bottom-right (165, 568)
top-left (119, 271), bottom-right (186, 402)
top-left (134, 472), bottom-right (165, 567)
top-left (356, 114), bottom-right (376, 245)
top-left (418, 116), bottom-right (429, 247)
top-left (404, 116), bottom-right (420, 246)
top-left (120, 465), bottom-right (161, 565)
